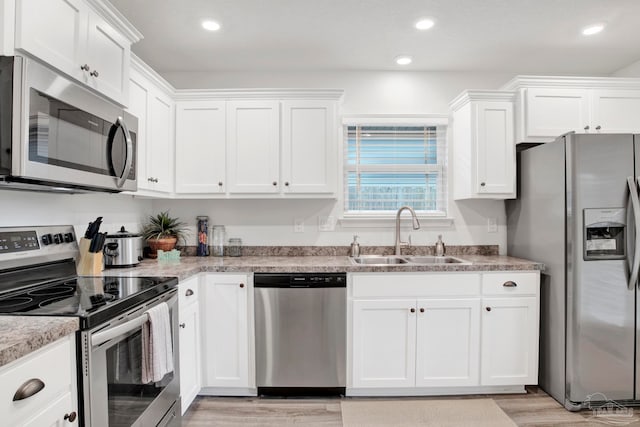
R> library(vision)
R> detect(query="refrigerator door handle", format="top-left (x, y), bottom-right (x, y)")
top-left (626, 176), bottom-right (640, 290)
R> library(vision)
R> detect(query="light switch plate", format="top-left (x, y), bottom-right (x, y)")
top-left (318, 216), bottom-right (336, 232)
top-left (487, 218), bottom-right (498, 233)
top-left (294, 218), bottom-right (304, 233)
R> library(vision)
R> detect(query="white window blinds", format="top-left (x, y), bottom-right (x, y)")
top-left (344, 123), bottom-right (447, 215)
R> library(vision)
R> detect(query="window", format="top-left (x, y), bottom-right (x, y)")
top-left (344, 121), bottom-right (447, 216)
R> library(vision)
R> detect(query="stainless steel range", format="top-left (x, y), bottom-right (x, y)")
top-left (0, 225), bottom-right (180, 427)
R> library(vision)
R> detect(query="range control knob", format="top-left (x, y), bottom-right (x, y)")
top-left (42, 234), bottom-right (52, 245)
top-left (64, 233), bottom-right (74, 243)
top-left (53, 233), bottom-right (63, 244)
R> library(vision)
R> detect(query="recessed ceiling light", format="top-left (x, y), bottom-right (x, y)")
top-left (415, 18), bottom-right (435, 31)
top-left (582, 23), bottom-right (604, 36)
top-left (395, 56), bottom-right (413, 65)
top-left (395, 55), bottom-right (413, 66)
top-left (202, 20), bottom-right (221, 31)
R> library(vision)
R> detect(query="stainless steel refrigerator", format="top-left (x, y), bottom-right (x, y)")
top-left (507, 132), bottom-right (640, 410)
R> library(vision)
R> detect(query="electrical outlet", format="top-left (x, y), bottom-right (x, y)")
top-left (294, 218), bottom-right (304, 233)
top-left (318, 216), bottom-right (336, 232)
top-left (487, 217), bottom-right (498, 233)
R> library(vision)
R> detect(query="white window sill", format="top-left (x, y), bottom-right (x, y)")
top-left (339, 214), bottom-right (454, 228)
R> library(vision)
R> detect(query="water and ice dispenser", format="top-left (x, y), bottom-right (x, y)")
top-left (583, 208), bottom-right (626, 260)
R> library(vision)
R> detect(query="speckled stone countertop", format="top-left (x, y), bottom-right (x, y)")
top-left (103, 254), bottom-right (544, 280)
top-left (0, 316), bottom-right (78, 368)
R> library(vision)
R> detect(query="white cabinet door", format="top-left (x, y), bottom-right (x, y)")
top-left (179, 298), bottom-right (201, 414)
top-left (15, 0), bottom-right (87, 82)
top-left (84, 12), bottom-right (130, 105)
top-left (175, 101), bottom-right (226, 194)
top-left (23, 392), bottom-right (75, 427)
top-left (281, 100), bottom-right (336, 194)
top-left (227, 101), bottom-right (280, 193)
top-left (127, 71), bottom-right (150, 190)
top-left (475, 101), bottom-right (515, 195)
top-left (481, 297), bottom-right (538, 386)
top-left (525, 88), bottom-right (590, 138)
top-left (415, 298), bottom-right (480, 387)
top-left (146, 91), bottom-right (174, 193)
top-left (352, 299), bottom-right (416, 388)
top-left (591, 89), bottom-right (640, 133)
top-left (201, 274), bottom-right (251, 388)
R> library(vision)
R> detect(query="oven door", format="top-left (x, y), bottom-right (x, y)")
top-left (11, 56), bottom-right (138, 192)
top-left (81, 289), bottom-right (180, 427)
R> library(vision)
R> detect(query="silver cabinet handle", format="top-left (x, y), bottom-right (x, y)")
top-left (90, 70), bottom-right (99, 78)
top-left (80, 64), bottom-right (90, 71)
top-left (13, 378), bottom-right (45, 401)
top-left (272, 181), bottom-right (277, 186)
top-left (480, 182), bottom-right (486, 187)
top-left (595, 125), bottom-right (601, 131)
top-left (185, 289), bottom-right (194, 296)
top-left (179, 323), bottom-right (186, 328)
top-left (485, 307), bottom-right (492, 312)
top-left (218, 181), bottom-right (223, 186)
top-left (503, 281), bottom-right (517, 287)
top-left (64, 412), bottom-right (77, 422)
top-left (584, 125), bottom-right (590, 131)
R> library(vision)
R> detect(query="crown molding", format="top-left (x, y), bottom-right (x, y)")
top-left (173, 88), bottom-right (345, 101)
top-left (449, 90), bottom-right (516, 111)
top-left (501, 75), bottom-right (640, 90)
top-left (86, 0), bottom-right (143, 43)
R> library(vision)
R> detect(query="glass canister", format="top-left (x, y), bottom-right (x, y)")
top-left (210, 225), bottom-right (226, 257)
top-left (227, 238), bottom-right (243, 257)
top-left (196, 216), bottom-right (209, 256)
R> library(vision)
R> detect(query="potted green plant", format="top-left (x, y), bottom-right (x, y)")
top-left (141, 211), bottom-right (187, 258)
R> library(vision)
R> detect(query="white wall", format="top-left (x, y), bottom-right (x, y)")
top-left (158, 70), bottom-right (511, 252)
top-left (0, 191), bottom-right (152, 237)
top-left (612, 59), bottom-right (640, 77)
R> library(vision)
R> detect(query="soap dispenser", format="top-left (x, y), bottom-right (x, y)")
top-left (435, 235), bottom-right (445, 256)
top-left (350, 235), bottom-right (361, 257)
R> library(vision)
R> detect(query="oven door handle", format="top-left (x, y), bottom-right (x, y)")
top-left (91, 312), bottom-right (148, 347)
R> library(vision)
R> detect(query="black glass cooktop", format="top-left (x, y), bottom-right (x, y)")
top-left (0, 275), bottom-right (178, 329)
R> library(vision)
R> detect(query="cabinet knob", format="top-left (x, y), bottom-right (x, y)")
top-left (218, 181), bottom-right (223, 186)
top-left (239, 283), bottom-right (245, 288)
top-left (179, 323), bottom-right (186, 328)
top-left (486, 307), bottom-right (492, 312)
top-left (584, 125), bottom-right (590, 131)
top-left (90, 70), bottom-right (99, 78)
top-left (185, 288), bottom-right (194, 296)
top-left (595, 125), bottom-right (601, 131)
top-left (410, 308), bottom-right (416, 313)
top-left (480, 182), bottom-right (486, 187)
top-left (64, 412), bottom-right (77, 422)
top-left (419, 308), bottom-right (425, 313)
top-left (80, 64), bottom-right (90, 71)
top-left (285, 182), bottom-right (290, 186)
top-left (503, 281), bottom-right (517, 287)
top-left (272, 181), bottom-right (278, 186)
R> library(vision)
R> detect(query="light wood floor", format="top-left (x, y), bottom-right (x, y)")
top-left (182, 387), bottom-right (640, 426)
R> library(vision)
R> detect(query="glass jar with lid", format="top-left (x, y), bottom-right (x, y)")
top-left (227, 238), bottom-right (242, 257)
top-left (210, 225), bottom-right (226, 257)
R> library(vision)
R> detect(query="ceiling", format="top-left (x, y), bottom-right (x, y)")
top-left (109, 0), bottom-right (640, 75)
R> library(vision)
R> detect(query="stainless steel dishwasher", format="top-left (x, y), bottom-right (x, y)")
top-left (254, 272), bottom-right (346, 396)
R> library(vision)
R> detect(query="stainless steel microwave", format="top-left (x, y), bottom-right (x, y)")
top-left (0, 56), bottom-right (137, 193)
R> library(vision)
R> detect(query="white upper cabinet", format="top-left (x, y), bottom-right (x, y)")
top-left (451, 91), bottom-right (516, 200)
top-left (175, 100), bottom-right (226, 194)
top-left (227, 100), bottom-right (281, 194)
top-left (503, 76), bottom-right (640, 143)
top-left (14, 0), bottom-right (140, 106)
top-left (281, 100), bottom-right (337, 194)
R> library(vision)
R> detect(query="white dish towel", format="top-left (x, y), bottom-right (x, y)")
top-left (141, 302), bottom-right (174, 383)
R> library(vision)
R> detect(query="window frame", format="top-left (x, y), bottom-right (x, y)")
top-left (340, 115), bottom-right (450, 223)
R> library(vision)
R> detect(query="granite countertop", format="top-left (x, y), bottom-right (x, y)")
top-left (0, 316), bottom-right (78, 368)
top-left (103, 254), bottom-right (544, 280)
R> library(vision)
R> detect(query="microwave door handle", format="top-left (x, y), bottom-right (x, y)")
top-left (627, 177), bottom-right (640, 290)
top-left (114, 116), bottom-right (133, 189)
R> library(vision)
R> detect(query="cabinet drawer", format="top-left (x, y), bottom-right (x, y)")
top-left (0, 336), bottom-right (74, 424)
top-left (351, 273), bottom-right (480, 298)
top-left (179, 276), bottom-right (200, 307)
top-left (482, 272), bottom-right (539, 296)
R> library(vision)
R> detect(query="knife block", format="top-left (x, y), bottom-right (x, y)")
top-left (77, 238), bottom-right (103, 276)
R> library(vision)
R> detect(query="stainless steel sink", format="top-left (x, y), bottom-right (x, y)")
top-left (350, 255), bottom-right (470, 265)
top-left (351, 255), bottom-right (409, 265)
top-left (403, 256), bottom-right (471, 264)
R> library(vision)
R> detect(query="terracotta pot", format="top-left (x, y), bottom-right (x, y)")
top-left (147, 237), bottom-right (178, 258)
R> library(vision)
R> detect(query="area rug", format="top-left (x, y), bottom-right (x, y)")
top-left (341, 398), bottom-right (517, 427)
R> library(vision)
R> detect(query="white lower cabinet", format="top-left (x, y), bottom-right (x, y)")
top-left (178, 276), bottom-right (201, 414)
top-left (348, 271), bottom-right (539, 395)
top-left (200, 273), bottom-right (255, 394)
top-left (0, 335), bottom-right (78, 426)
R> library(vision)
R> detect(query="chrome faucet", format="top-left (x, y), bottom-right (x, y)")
top-left (395, 206), bottom-right (420, 255)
